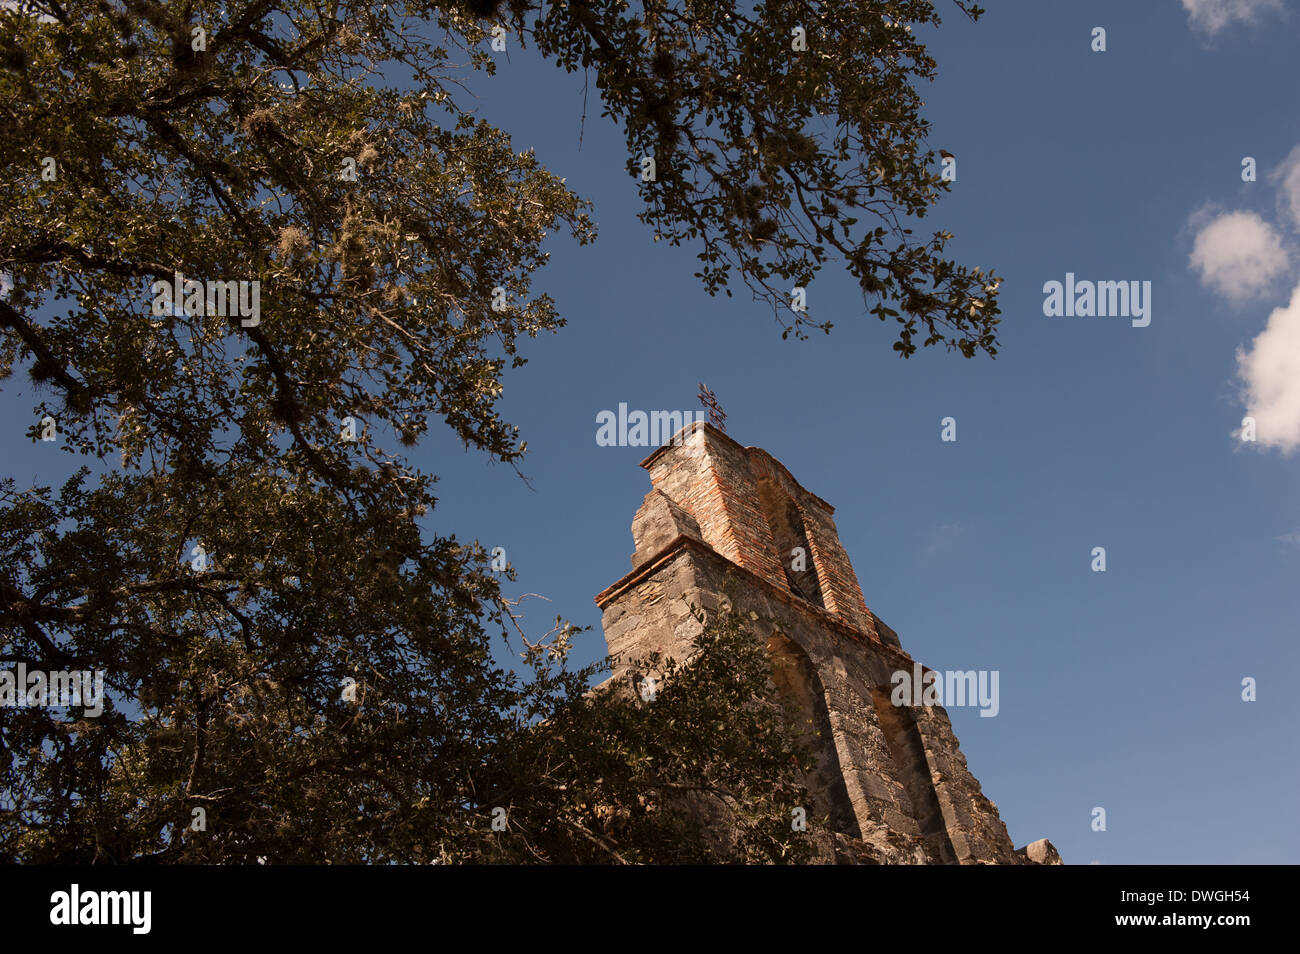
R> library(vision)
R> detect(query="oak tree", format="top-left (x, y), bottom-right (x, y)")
top-left (0, 0), bottom-right (993, 863)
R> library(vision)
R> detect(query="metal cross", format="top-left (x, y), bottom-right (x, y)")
top-left (697, 382), bottom-right (727, 433)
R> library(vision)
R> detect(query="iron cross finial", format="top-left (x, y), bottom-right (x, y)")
top-left (697, 382), bottom-right (727, 433)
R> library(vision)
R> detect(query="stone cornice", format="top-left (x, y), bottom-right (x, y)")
top-left (595, 532), bottom-right (919, 671)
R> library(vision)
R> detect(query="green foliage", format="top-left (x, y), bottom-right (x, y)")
top-left (477, 604), bottom-right (816, 864)
top-left (529, 0), bottom-right (1001, 352)
top-left (2, 470), bottom-right (811, 863)
top-left (0, 0), bottom-right (990, 863)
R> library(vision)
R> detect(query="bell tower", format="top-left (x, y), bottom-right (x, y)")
top-left (595, 421), bottom-right (1059, 864)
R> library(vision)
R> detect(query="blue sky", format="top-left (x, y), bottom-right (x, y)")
top-left (416, 0), bottom-right (1300, 864)
top-left (5, 0), bottom-right (1298, 864)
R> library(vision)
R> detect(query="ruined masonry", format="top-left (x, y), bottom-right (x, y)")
top-left (594, 421), bottom-right (1060, 865)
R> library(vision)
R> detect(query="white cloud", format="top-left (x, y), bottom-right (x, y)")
top-left (1189, 211), bottom-right (1289, 301)
top-left (1181, 0), bottom-right (1285, 35)
top-left (1278, 530), bottom-right (1300, 550)
top-left (1236, 278), bottom-right (1300, 455)
top-left (1270, 144), bottom-right (1300, 232)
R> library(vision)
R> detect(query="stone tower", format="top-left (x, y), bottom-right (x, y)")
top-left (594, 421), bottom-right (1059, 865)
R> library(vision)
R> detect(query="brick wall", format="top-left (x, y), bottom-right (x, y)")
top-left (599, 423), bottom-right (1052, 865)
top-left (640, 423), bottom-right (877, 639)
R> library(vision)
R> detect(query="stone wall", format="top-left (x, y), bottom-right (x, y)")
top-left (595, 423), bottom-right (1059, 865)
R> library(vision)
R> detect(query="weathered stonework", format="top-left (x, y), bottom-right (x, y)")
top-left (595, 422), bottom-right (1060, 865)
